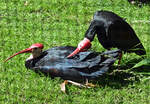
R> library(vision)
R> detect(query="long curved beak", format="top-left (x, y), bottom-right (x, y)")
top-left (4, 48), bottom-right (32, 62)
top-left (67, 48), bottom-right (80, 58)
top-left (67, 39), bottom-right (91, 58)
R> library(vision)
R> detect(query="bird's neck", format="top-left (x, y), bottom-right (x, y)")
top-left (26, 55), bottom-right (34, 61)
top-left (26, 52), bottom-right (42, 61)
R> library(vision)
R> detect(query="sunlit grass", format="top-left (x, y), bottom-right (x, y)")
top-left (0, 0), bottom-right (150, 103)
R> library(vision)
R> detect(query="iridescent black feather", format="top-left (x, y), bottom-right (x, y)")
top-left (25, 46), bottom-right (120, 82)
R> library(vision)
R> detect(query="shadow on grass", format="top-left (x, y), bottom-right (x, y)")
top-left (133, 66), bottom-right (150, 72)
top-left (119, 57), bottom-right (144, 70)
top-left (90, 57), bottom-right (150, 89)
top-left (91, 71), bottom-right (139, 89)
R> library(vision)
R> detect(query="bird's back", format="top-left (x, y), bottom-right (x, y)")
top-left (93, 10), bottom-right (124, 23)
top-left (86, 10), bottom-right (146, 55)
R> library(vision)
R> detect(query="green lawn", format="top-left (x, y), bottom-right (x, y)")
top-left (0, 0), bottom-right (150, 104)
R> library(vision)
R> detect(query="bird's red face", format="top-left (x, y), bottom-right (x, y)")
top-left (4, 43), bottom-right (44, 62)
top-left (67, 38), bottom-right (92, 58)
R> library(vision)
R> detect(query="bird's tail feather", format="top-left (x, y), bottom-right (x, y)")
top-left (129, 43), bottom-right (146, 55)
top-left (80, 56), bottom-right (117, 79)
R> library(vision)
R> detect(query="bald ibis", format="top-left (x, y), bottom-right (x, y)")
top-left (67, 10), bottom-right (146, 65)
top-left (5, 43), bottom-right (120, 92)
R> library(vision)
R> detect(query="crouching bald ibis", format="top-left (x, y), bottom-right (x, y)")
top-left (5, 43), bottom-right (120, 93)
top-left (67, 10), bottom-right (146, 66)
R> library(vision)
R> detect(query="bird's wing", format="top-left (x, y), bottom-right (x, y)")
top-left (79, 56), bottom-right (117, 79)
top-left (74, 50), bottom-right (120, 79)
top-left (108, 20), bottom-right (140, 48)
top-left (29, 49), bottom-right (120, 81)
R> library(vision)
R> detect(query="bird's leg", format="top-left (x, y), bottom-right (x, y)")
top-left (60, 80), bottom-right (88, 93)
top-left (86, 78), bottom-right (88, 84)
top-left (68, 80), bottom-right (96, 88)
top-left (60, 80), bottom-right (68, 93)
top-left (118, 51), bottom-right (123, 70)
top-left (60, 79), bottom-right (96, 93)
top-left (85, 78), bottom-right (96, 87)
top-left (67, 80), bottom-right (88, 88)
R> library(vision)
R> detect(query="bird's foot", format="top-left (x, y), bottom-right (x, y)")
top-left (85, 79), bottom-right (96, 88)
top-left (60, 80), bottom-right (68, 93)
top-left (60, 80), bottom-right (97, 93)
top-left (60, 80), bottom-right (96, 93)
top-left (85, 83), bottom-right (96, 88)
top-left (60, 80), bottom-right (87, 93)
top-left (67, 80), bottom-right (87, 88)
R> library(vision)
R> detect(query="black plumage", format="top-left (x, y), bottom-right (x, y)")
top-left (85, 10), bottom-right (146, 55)
top-left (25, 46), bottom-right (120, 82)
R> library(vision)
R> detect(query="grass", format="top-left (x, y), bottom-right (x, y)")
top-left (0, 0), bottom-right (150, 103)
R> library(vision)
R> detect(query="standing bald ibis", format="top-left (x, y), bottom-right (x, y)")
top-left (67, 10), bottom-right (146, 65)
top-left (5, 43), bottom-right (120, 92)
